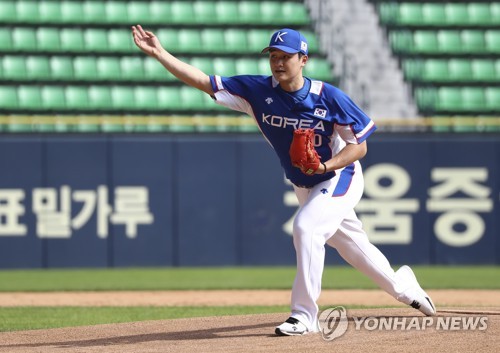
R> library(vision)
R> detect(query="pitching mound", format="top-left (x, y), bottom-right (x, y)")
top-left (0, 290), bottom-right (499, 353)
top-left (0, 308), bottom-right (499, 353)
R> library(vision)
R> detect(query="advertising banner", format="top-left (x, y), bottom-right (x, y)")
top-left (0, 134), bottom-right (497, 268)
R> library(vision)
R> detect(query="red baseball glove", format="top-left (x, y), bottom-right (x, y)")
top-left (289, 128), bottom-right (321, 175)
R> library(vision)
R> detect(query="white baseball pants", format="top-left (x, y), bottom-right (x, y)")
top-left (290, 161), bottom-right (412, 331)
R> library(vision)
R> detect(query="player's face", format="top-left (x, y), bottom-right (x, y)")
top-left (268, 50), bottom-right (307, 85)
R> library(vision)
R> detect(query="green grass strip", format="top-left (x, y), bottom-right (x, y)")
top-left (0, 306), bottom-right (290, 332)
top-left (0, 305), bottom-right (391, 332)
top-left (0, 266), bottom-right (498, 291)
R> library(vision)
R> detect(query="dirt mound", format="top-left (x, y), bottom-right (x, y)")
top-left (0, 290), bottom-right (499, 352)
top-left (0, 309), bottom-right (498, 353)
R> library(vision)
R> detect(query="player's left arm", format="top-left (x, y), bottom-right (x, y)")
top-left (314, 86), bottom-right (374, 174)
top-left (318, 141), bottom-right (367, 174)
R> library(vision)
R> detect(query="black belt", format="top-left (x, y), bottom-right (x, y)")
top-left (292, 172), bottom-right (336, 189)
top-left (293, 183), bottom-right (314, 189)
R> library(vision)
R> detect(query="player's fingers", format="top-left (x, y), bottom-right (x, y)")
top-left (132, 27), bottom-right (145, 43)
top-left (145, 31), bottom-right (155, 38)
top-left (132, 35), bottom-right (140, 47)
top-left (137, 24), bottom-right (148, 38)
top-left (132, 33), bottom-right (145, 48)
top-left (131, 28), bottom-right (139, 41)
top-left (131, 29), bottom-right (140, 41)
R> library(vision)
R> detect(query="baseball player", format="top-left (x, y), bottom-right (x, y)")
top-left (132, 25), bottom-right (436, 336)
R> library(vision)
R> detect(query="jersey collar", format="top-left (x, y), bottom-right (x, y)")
top-left (271, 76), bottom-right (323, 96)
top-left (271, 75), bottom-right (280, 88)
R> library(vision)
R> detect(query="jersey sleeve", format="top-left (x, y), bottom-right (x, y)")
top-left (330, 87), bottom-right (377, 144)
top-left (209, 75), bottom-right (253, 115)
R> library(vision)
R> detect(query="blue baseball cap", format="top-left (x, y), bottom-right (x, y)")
top-left (261, 28), bottom-right (309, 55)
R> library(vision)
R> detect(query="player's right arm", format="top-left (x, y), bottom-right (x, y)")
top-left (131, 25), bottom-right (214, 96)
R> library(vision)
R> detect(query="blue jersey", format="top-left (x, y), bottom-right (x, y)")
top-left (209, 74), bottom-right (376, 188)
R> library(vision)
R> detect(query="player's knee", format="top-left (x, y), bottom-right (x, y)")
top-left (292, 218), bottom-right (309, 238)
top-left (292, 220), bottom-right (313, 245)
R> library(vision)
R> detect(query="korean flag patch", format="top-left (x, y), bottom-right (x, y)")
top-left (314, 108), bottom-right (327, 118)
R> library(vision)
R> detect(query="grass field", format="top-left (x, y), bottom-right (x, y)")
top-left (1, 266), bottom-right (499, 291)
top-left (0, 266), bottom-right (498, 332)
top-left (0, 306), bottom-right (293, 332)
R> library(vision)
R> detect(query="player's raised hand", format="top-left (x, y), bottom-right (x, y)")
top-left (132, 25), bottom-right (164, 58)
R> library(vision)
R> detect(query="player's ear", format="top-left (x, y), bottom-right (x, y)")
top-left (300, 54), bottom-right (308, 67)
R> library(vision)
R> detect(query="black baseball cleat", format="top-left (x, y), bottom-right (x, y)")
top-left (397, 266), bottom-right (437, 316)
top-left (275, 317), bottom-right (309, 336)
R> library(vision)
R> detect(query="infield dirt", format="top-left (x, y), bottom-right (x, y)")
top-left (0, 290), bottom-right (499, 353)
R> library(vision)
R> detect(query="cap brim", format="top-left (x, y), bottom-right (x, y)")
top-left (261, 45), bottom-right (300, 54)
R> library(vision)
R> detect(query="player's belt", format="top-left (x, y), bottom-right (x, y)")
top-left (293, 183), bottom-right (314, 189)
top-left (292, 172), bottom-right (336, 190)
